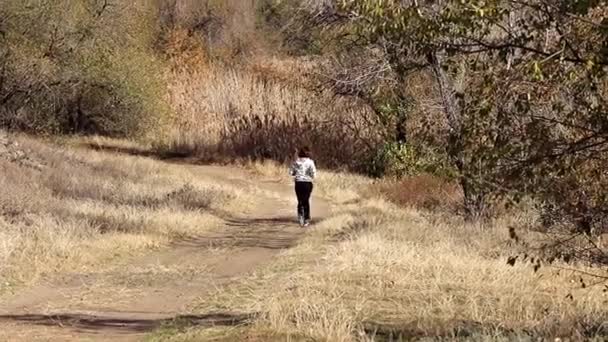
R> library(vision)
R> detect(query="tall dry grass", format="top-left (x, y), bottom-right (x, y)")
top-left (158, 38), bottom-right (386, 172)
top-left (370, 174), bottom-right (463, 212)
top-left (0, 134), bottom-right (252, 293)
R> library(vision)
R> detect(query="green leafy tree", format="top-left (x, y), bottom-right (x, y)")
top-left (326, 0), bottom-right (607, 225)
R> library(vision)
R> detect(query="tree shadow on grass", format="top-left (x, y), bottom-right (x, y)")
top-left (83, 142), bottom-right (212, 162)
top-left (0, 312), bottom-right (256, 334)
top-left (85, 142), bottom-right (160, 158)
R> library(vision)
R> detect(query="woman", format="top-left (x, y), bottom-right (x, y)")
top-left (289, 146), bottom-right (317, 227)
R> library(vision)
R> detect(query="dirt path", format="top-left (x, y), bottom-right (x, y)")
top-left (0, 164), bottom-right (330, 341)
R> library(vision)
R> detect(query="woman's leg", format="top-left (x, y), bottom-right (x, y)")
top-left (295, 182), bottom-right (306, 223)
top-left (303, 182), bottom-right (313, 221)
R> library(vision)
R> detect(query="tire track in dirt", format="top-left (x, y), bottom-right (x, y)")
top-left (0, 164), bottom-right (330, 341)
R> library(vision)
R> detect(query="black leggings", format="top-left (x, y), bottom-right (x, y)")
top-left (295, 181), bottom-right (313, 220)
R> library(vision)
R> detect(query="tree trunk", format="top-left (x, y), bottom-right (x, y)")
top-left (460, 176), bottom-right (488, 220)
top-left (428, 51), bottom-right (486, 220)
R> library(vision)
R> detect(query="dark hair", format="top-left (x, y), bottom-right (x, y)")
top-left (297, 146), bottom-right (312, 158)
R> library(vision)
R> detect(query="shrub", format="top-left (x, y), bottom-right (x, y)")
top-left (371, 174), bottom-right (462, 211)
top-left (0, 0), bottom-right (169, 137)
top-left (369, 142), bottom-right (457, 179)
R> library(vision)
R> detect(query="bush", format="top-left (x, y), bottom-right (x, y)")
top-left (0, 0), bottom-right (169, 137)
top-left (371, 174), bottom-right (462, 211)
top-left (368, 142), bottom-right (456, 179)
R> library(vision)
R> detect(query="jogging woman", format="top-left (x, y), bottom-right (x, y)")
top-left (289, 146), bottom-right (317, 227)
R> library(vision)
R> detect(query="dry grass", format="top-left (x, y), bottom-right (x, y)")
top-left (370, 174), bottom-right (463, 212)
top-left (0, 134), bottom-right (253, 293)
top-left (152, 164), bottom-right (608, 341)
top-left (158, 53), bottom-right (384, 172)
top-left (154, 0), bottom-right (385, 173)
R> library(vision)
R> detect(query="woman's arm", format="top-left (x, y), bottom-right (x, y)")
top-left (289, 159), bottom-right (298, 176)
top-left (289, 150), bottom-right (298, 176)
top-left (289, 163), bottom-right (296, 176)
top-left (307, 160), bottom-right (317, 179)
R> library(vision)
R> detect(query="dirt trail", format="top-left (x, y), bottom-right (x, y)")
top-left (0, 164), bottom-right (330, 341)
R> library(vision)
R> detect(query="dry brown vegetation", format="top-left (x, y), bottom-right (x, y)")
top-left (147, 163), bottom-right (608, 341)
top-left (160, 52), bottom-right (384, 172)
top-left (369, 174), bottom-right (462, 212)
top-left (0, 133), bottom-right (252, 291)
top-left (146, 0), bottom-right (388, 173)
